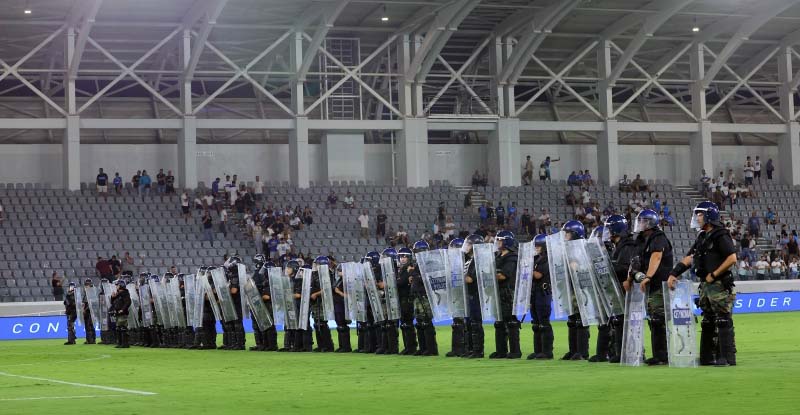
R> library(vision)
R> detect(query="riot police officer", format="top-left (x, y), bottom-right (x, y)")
top-left (111, 279), bottom-right (131, 348)
top-left (604, 215), bottom-right (637, 363)
top-left (379, 248), bottom-right (400, 355)
top-left (332, 258), bottom-right (353, 352)
top-left (528, 234), bottom-right (554, 360)
top-left (223, 256), bottom-right (246, 350)
top-left (628, 209), bottom-right (674, 366)
top-left (293, 263), bottom-right (314, 352)
top-left (396, 247), bottom-right (417, 355)
top-left (201, 268), bottom-right (218, 350)
top-left (588, 226), bottom-right (612, 363)
top-left (410, 240), bottom-right (438, 356)
top-left (561, 221), bottom-right (589, 360)
top-left (64, 282), bottom-right (77, 345)
top-left (249, 255), bottom-right (268, 351)
top-left (311, 256), bottom-right (335, 352)
top-left (82, 279), bottom-right (96, 344)
top-left (363, 251), bottom-right (385, 354)
top-left (668, 201), bottom-right (738, 366)
top-left (463, 234), bottom-right (485, 358)
top-left (492, 231), bottom-right (521, 359)
top-left (446, 238), bottom-right (467, 358)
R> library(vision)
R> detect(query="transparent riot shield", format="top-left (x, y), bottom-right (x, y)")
top-left (663, 280), bottom-right (698, 368)
top-left (414, 249), bottom-right (452, 322)
top-left (210, 268), bottom-right (238, 322)
top-left (472, 243), bottom-right (501, 322)
top-left (299, 268), bottom-right (313, 330)
top-left (168, 278), bottom-right (186, 328)
top-left (512, 241), bottom-right (534, 320)
top-left (149, 279), bottom-right (170, 328)
top-left (343, 262), bottom-right (367, 322)
top-left (243, 275), bottom-right (273, 331)
top-left (564, 239), bottom-right (606, 326)
top-left (84, 285), bottom-right (102, 331)
top-left (98, 293), bottom-right (109, 331)
top-left (281, 271), bottom-right (298, 330)
top-left (201, 275), bottom-right (222, 323)
top-left (317, 264), bottom-right (336, 322)
top-left (268, 267), bottom-right (287, 328)
top-left (546, 232), bottom-right (573, 319)
top-left (379, 258), bottom-right (402, 321)
top-left (362, 263), bottom-right (386, 322)
top-left (127, 283), bottom-right (140, 329)
top-left (74, 284), bottom-right (84, 327)
top-left (585, 236), bottom-right (625, 318)
top-left (138, 284), bottom-right (154, 327)
top-left (446, 247), bottom-right (468, 319)
top-left (183, 273), bottom-right (197, 328)
top-left (621, 282), bottom-right (647, 366)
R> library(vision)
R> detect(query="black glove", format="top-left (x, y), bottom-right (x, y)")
top-left (630, 256), bottom-right (642, 273)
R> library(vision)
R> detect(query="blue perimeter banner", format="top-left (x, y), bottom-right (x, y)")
top-left (2, 291), bottom-right (799, 340)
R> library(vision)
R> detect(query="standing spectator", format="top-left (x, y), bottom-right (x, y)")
top-left (343, 191), bottom-right (355, 209)
top-left (277, 237), bottom-right (291, 258)
top-left (376, 209), bottom-right (388, 237)
top-left (437, 203), bottom-right (446, 228)
top-left (131, 170), bottom-right (141, 194)
top-left (444, 216), bottom-right (456, 239)
top-left (789, 258), bottom-right (800, 279)
top-left (96, 168), bottom-right (109, 199)
top-left (543, 156), bottom-right (559, 181)
top-left (110, 255), bottom-right (122, 276)
top-left (581, 187), bottom-right (591, 206)
top-left (358, 210), bottom-right (369, 238)
top-left (743, 158), bottom-right (754, 185)
top-left (754, 156), bottom-right (762, 181)
top-left (253, 224), bottom-right (263, 255)
top-left (395, 226), bottom-right (410, 246)
top-left (219, 207), bottom-right (228, 237)
top-left (740, 234), bottom-right (753, 262)
top-left (165, 170), bottom-right (175, 194)
top-left (478, 203), bottom-right (488, 225)
top-left (194, 194), bottom-right (204, 211)
top-left (203, 192), bottom-right (215, 212)
top-left (202, 211), bottom-right (214, 242)
top-left (112, 173), bottom-right (122, 195)
top-left (253, 176), bottom-right (264, 201)
top-left (156, 169), bottom-right (166, 195)
top-left (771, 257), bottom-right (785, 279)
top-left (121, 252), bottom-right (135, 273)
top-left (748, 211), bottom-right (761, 238)
top-left (495, 202), bottom-right (505, 227)
top-left (618, 174), bottom-right (631, 192)
top-left (754, 256), bottom-right (769, 280)
top-left (522, 155), bottom-right (533, 185)
top-left (583, 170), bottom-right (594, 186)
top-left (537, 208), bottom-right (551, 234)
top-left (736, 259), bottom-right (751, 281)
top-left (211, 177), bottom-right (221, 197)
top-left (520, 209), bottom-right (532, 236)
top-left (302, 207), bottom-right (314, 226)
top-left (712, 187), bottom-right (725, 211)
top-left (765, 208), bottom-right (777, 225)
top-left (766, 158), bottom-right (774, 180)
top-left (267, 235), bottom-right (279, 260)
top-left (181, 191), bottom-right (191, 222)
top-left (95, 257), bottom-right (113, 279)
top-left (0, 200), bottom-right (4, 225)
top-left (327, 191), bottom-right (338, 207)
top-left (139, 170), bottom-right (152, 197)
top-left (568, 171), bottom-right (579, 186)
top-left (51, 271), bottom-right (64, 301)
top-left (463, 190), bottom-right (472, 213)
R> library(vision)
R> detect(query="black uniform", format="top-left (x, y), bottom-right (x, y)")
top-left (63, 289), bottom-right (77, 345)
top-left (310, 269), bottom-right (335, 352)
top-left (410, 258), bottom-right (437, 356)
top-left (688, 226), bottom-right (738, 366)
top-left (464, 254), bottom-right (484, 358)
top-left (292, 272), bottom-right (313, 352)
top-left (224, 266), bottom-right (246, 350)
top-left (589, 241), bottom-right (617, 362)
top-left (634, 228), bottom-right (674, 365)
top-left (201, 276), bottom-right (218, 349)
top-left (493, 250), bottom-right (520, 358)
top-left (396, 262), bottom-right (417, 355)
top-left (111, 286), bottom-right (132, 348)
top-left (333, 270), bottom-right (352, 352)
top-left (249, 265), bottom-right (278, 351)
top-left (81, 285), bottom-right (96, 344)
top-left (608, 234), bottom-right (636, 363)
top-left (528, 252), bottom-right (553, 359)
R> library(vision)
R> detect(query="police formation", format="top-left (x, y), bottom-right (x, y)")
top-left (62, 202), bottom-right (737, 366)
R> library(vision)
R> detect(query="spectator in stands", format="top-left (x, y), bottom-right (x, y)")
top-left (736, 258), bottom-right (751, 281)
top-left (583, 209), bottom-right (597, 228)
top-left (122, 252), bottom-right (134, 273)
top-left (754, 256), bottom-right (769, 280)
top-left (581, 187), bottom-right (591, 206)
top-left (521, 208), bottom-right (532, 236)
top-left (752, 155), bottom-right (762, 181)
top-left (495, 202), bottom-right (505, 227)
top-left (543, 156), bottom-right (559, 181)
top-left (700, 169), bottom-right (711, 192)
top-left (112, 173), bottom-right (122, 195)
top-left (790, 258), bottom-right (800, 279)
top-left (720, 181), bottom-right (730, 205)
top-left (744, 158), bottom-right (754, 185)
top-left (574, 204), bottom-right (586, 222)
top-left (343, 191), bottom-right (354, 209)
top-left (765, 208), bottom-right (777, 225)
top-left (156, 169), bottom-right (166, 196)
top-left (394, 225), bottom-right (410, 247)
top-left (253, 176), bottom-right (264, 201)
top-left (219, 207), bottom-right (228, 237)
top-left (766, 158), bottom-right (774, 180)
top-left (740, 234), bottom-right (754, 262)
top-left (51, 271), bottom-right (64, 301)
top-left (266, 235), bottom-right (278, 259)
top-left (748, 211), bottom-right (761, 238)
top-left (463, 190), bottom-right (472, 213)
top-left (139, 170), bottom-right (152, 197)
top-left (289, 214), bottom-right (302, 231)
top-left (131, 170), bottom-right (141, 194)
top-left (444, 216), bottom-right (456, 238)
top-left (771, 256), bottom-right (786, 279)
top-left (277, 237), bottom-right (291, 258)
top-left (713, 186), bottom-right (725, 211)
top-left (568, 171), bottom-right (580, 186)
top-left (202, 211), bottom-right (214, 242)
top-left (523, 155), bottom-right (533, 185)
top-left (96, 256), bottom-right (113, 278)
top-left (565, 189), bottom-right (577, 206)
top-left (583, 170), bottom-right (594, 186)
top-left (0, 201), bottom-right (4, 225)
top-left (328, 190), bottom-right (338, 207)
top-left (203, 192), bottom-right (215, 212)
top-left (194, 193), bottom-right (204, 211)
top-left (96, 168), bottom-right (109, 199)
top-left (212, 177), bottom-right (221, 197)
top-left (478, 203), bottom-right (488, 225)
top-left (358, 210), bottom-right (369, 238)
top-left (377, 209), bottom-right (388, 237)
top-left (166, 170), bottom-right (175, 194)
top-left (302, 207), bottom-right (314, 226)
top-left (537, 208), bottom-right (551, 234)
top-left (631, 174), bottom-right (647, 192)
top-left (726, 168), bottom-right (736, 184)
top-left (661, 210), bottom-right (674, 228)
top-left (110, 255), bottom-right (122, 275)
top-left (180, 191), bottom-right (191, 222)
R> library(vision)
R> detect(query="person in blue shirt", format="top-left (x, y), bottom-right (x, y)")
top-left (662, 201), bottom-right (670, 218)
top-left (495, 202), bottom-right (506, 227)
top-left (267, 235), bottom-right (279, 260)
top-left (583, 170), bottom-right (594, 186)
top-left (544, 156), bottom-right (559, 182)
top-left (138, 170), bottom-right (152, 197)
top-left (568, 171), bottom-right (579, 186)
top-left (112, 173), bottom-right (122, 195)
top-left (211, 178), bottom-right (221, 196)
top-left (478, 204), bottom-right (488, 225)
top-left (507, 202), bottom-right (517, 217)
top-left (653, 195), bottom-right (661, 213)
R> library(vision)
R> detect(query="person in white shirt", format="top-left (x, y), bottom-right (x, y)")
top-left (253, 225), bottom-right (263, 254)
top-left (755, 257), bottom-right (769, 280)
top-left (444, 216), bottom-right (455, 238)
top-left (289, 215), bottom-right (302, 230)
top-left (737, 259), bottom-right (750, 280)
top-left (219, 208), bottom-right (228, 237)
top-left (253, 176), bottom-right (264, 200)
top-left (581, 189), bottom-right (591, 206)
top-left (277, 238), bottom-right (291, 257)
top-left (203, 193), bottom-right (215, 211)
top-left (181, 192), bottom-right (191, 222)
top-left (789, 259), bottom-right (799, 279)
top-left (194, 195), bottom-right (203, 211)
top-left (743, 160), bottom-right (754, 185)
top-left (357, 211), bottom-right (369, 238)
top-left (753, 156), bottom-right (762, 181)
top-left (343, 192), bottom-right (355, 209)
top-left (770, 258), bottom-right (784, 279)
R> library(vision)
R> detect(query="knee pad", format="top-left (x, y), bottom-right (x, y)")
top-left (540, 323), bottom-right (552, 332)
top-left (566, 316), bottom-right (578, 328)
top-left (507, 320), bottom-right (521, 330)
top-left (701, 316), bottom-right (715, 330)
top-left (493, 321), bottom-right (505, 329)
top-left (531, 323), bottom-right (541, 332)
top-left (715, 314), bottom-right (732, 329)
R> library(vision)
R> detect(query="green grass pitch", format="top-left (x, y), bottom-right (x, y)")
top-left (1, 312), bottom-right (798, 414)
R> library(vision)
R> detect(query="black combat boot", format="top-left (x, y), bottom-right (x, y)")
top-left (446, 319), bottom-right (466, 357)
top-left (574, 324), bottom-right (590, 360)
top-left (506, 320), bottom-right (522, 359)
top-left (250, 329), bottom-right (264, 351)
top-left (386, 321), bottom-right (399, 354)
top-left (336, 327), bottom-right (352, 353)
top-left (317, 324), bottom-right (334, 352)
top-left (302, 328), bottom-right (314, 352)
top-left (562, 317), bottom-right (577, 360)
top-left (645, 319), bottom-right (668, 366)
top-left (468, 320), bottom-right (485, 358)
top-left (119, 328), bottom-right (130, 348)
top-left (422, 323), bottom-right (438, 356)
top-left (353, 324), bottom-right (365, 353)
top-left (536, 323), bottom-right (554, 359)
top-left (589, 324), bottom-right (610, 362)
top-left (527, 324), bottom-right (542, 360)
top-left (413, 323), bottom-right (427, 356)
top-left (399, 324), bottom-right (417, 355)
top-left (489, 321), bottom-right (508, 359)
top-left (715, 314), bottom-right (735, 367)
top-left (264, 327), bottom-right (278, 351)
top-left (188, 330), bottom-right (202, 349)
top-left (375, 322), bottom-right (387, 355)
top-left (609, 316), bottom-right (623, 363)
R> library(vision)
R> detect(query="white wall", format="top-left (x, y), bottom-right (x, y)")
top-left (0, 142), bottom-right (785, 188)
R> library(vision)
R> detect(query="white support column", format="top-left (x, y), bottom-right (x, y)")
top-left (596, 40), bottom-right (618, 186)
top-left (63, 115), bottom-right (80, 191)
top-left (398, 35), bottom-right (414, 117)
top-left (598, 120), bottom-right (619, 186)
top-left (778, 46), bottom-right (800, 186)
top-left (690, 42), bottom-right (713, 178)
top-left (322, 132), bottom-right (366, 183)
top-left (178, 116), bottom-right (197, 190)
top-left (290, 117), bottom-right (310, 188)
top-left (397, 118), bottom-right (428, 187)
top-left (488, 118), bottom-right (521, 186)
top-left (290, 31), bottom-right (305, 116)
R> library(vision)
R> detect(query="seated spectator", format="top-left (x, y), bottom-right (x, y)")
top-left (194, 194), bottom-right (204, 211)
top-left (139, 170), bottom-right (152, 197)
top-left (581, 187), bottom-right (591, 206)
top-left (574, 204), bottom-right (586, 221)
top-left (444, 216), bottom-right (456, 238)
top-left (765, 208), bottom-right (777, 225)
top-left (302, 207), bottom-right (314, 226)
top-left (289, 215), bottom-right (302, 231)
top-left (327, 191), bottom-right (338, 207)
top-left (789, 258), bottom-right (800, 279)
top-left (395, 225), bottom-right (410, 247)
top-left (771, 257), bottom-right (785, 279)
top-left (343, 192), bottom-right (355, 209)
top-left (113, 173), bottom-right (122, 195)
top-left (582, 210), bottom-right (596, 228)
top-left (631, 174), bottom-right (647, 192)
top-left (131, 170), bottom-right (141, 194)
top-left (748, 211), bottom-right (761, 237)
top-left (618, 174), bottom-right (631, 192)
top-left (567, 171), bottom-right (580, 186)
top-left (583, 170), bottom-right (594, 186)
top-left (565, 190), bottom-right (577, 206)
top-left (661, 210), bottom-right (674, 228)
top-left (51, 271), bottom-right (64, 301)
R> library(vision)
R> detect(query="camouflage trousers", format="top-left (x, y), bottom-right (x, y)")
top-left (115, 314), bottom-right (129, 329)
top-left (646, 288), bottom-right (665, 320)
top-left (413, 295), bottom-right (433, 323)
top-left (310, 299), bottom-right (325, 324)
top-left (699, 280), bottom-right (736, 315)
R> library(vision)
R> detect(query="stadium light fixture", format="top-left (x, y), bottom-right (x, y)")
top-left (381, 5), bottom-right (388, 22)
top-left (692, 17), bottom-right (699, 32)
top-left (24, 0), bottom-right (31, 14)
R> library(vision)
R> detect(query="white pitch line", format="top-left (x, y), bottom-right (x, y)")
top-left (0, 372), bottom-right (157, 396)
top-left (0, 394), bottom-right (126, 401)
top-left (0, 354), bottom-right (111, 369)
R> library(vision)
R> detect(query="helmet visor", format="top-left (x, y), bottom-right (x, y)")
top-left (633, 216), bottom-right (653, 233)
top-left (601, 226), bottom-right (612, 242)
top-left (691, 210), bottom-right (705, 231)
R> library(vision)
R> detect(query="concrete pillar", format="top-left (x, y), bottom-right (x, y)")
top-left (63, 115), bottom-right (80, 191)
top-left (779, 122), bottom-right (800, 186)
top-left (397, 118), bottom-right (428, 187)
top-left (178, 116), bottom-right (197, 189)
top-left (691, 121), bottom-right (713, 179)
top-left (322, 132), bottom-right (365, 183)
top-left (290, 117), bottom-right (310, 188)
top-left (597, 119), bottom-right (619, 186)
top-left (488, 118), bottom-right (521, 186)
